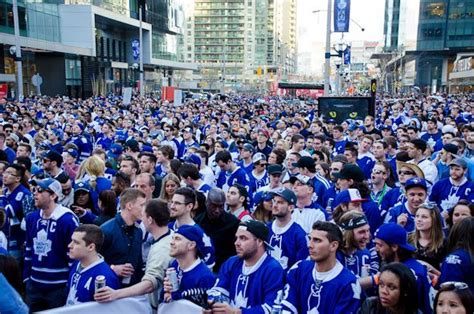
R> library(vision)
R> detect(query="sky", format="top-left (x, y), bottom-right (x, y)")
top-left (297, 0), bottom-right (386, 76)
top-left (298, 0), bottom-right (386, 44)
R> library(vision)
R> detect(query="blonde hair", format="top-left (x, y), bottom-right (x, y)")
top-left (76, 155), bottom-right (106, 189)
top-left (159, 173), bottom-right (181, 201)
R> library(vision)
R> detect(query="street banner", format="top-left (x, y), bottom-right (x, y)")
top-left (132, 39), bottom-right (140, 61)
top-left (334, 0), bottom-right (351, 32)
top-left (344, 46), bottom-right (351, 65)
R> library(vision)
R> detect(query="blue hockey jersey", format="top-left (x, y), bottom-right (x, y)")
top-left (336, 248), bottom-right (378, 278)
top-left (281, 260), bottom-right (361, 314)
top-left (429, 177), bottom-right (474, 212)
top-left (1, 184), bottom-right (34, 252)
top-left (213, 253), bottom-right (285, 313)
top-left (384, 203), bottom-right (416, 233)
top-left (357, 152), bottom-right (376, 180)
top-left (268, 220), bottom-right (308, 271)
top-left (403, 258), bottom-right (435, 314)
top-left (24, 205), bottom-right (79, 289)
top-left (169, 258), bottom-right (216, 301)
top-left (66, 258), bottom-right (120, 305)
top-left (169, 221), bottom-right (216, 269)
top-left (438, 249), bottom-right (474, 293)
top-left (249, 171), bottom-right (269, 193)
top-left (216, 167), bottom-right (251, 194)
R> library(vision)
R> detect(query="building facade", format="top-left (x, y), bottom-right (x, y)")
top-left (0, 0), bottom-right (196, 98)
top-left (381, 0), bottom-right (474, 93)
top-left (186, 0), bottom-right (297, 91)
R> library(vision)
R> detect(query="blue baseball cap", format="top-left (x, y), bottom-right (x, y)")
top-left (108, 143), bottom-right (123, 159)
top-left (404, 177), bottom-right (427, 191)
top-left (271, 187), bottom-right (297, 205)
top-left (333, 188), bottom-right (367, 208)
top-left (253, 191), bottom-right (273, 205)
top-left (31, 178), bottom-right (62, 199)
top-left (65, 148), bottom-right (78, 159)
top-left (74, 181), bottom-right (91, 193)
top-left (175, 225), bottom-right (205, 256)
top-left (184, 154), bottom-right (202, 168)
top-left (375, 223), bottom-right (416, 252)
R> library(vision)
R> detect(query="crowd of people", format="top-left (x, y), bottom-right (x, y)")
top-left (0, 92), bottom-right (473, 314)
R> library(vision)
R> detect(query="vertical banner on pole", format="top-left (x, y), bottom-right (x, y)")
top-left (343, 46), bottom-right (351, 65)
top-left (334, 0), bottom-right (351, 33)
top-left (131, 39), bottom-right (140, 61)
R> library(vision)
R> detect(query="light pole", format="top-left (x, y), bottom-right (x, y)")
top-left (314, 6), bottom-right (364, 96)
top-left (12, 0), bottom-right (23, 101)
top-left (138, 3), bottom-right (144, 97)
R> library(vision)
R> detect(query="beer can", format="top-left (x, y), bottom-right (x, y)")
top-left (166, 267), bottom-right (179, 292)
top-left (361, 265), bottom-right (370, 277)
top-left (95, 275), bottom-right (106, 291)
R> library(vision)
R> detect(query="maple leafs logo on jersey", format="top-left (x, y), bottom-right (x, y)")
top-left (232, 275), bottom-right (249, 308)
top-left (440, 193), bottom-right (460, 212)
top-left (33, 229), bottom-right (52, 261)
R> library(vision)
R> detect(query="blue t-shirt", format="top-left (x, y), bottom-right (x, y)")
top-left (66, 258), bottom-right (120, 305)
top-left (281, 260), bottom-right (361, 313)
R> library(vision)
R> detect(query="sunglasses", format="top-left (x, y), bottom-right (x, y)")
top-left (420, 201), bottom-right (437, 210)
top-left (372, 170), bottom-right (385, 175)
top-left (440, 281), bottom-right (468, 290)
top-left (398, 171), bottom-right (415, 176)
top-left (33, 187), bottom-right (53, 194)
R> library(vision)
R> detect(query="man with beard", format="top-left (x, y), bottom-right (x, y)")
top-left (24, 178), bottom-right (79, 311)
top-left (384, 178), bottom-right (428, 233)
top-left (207, 220), bottom-right (285, 313)
top-left (281, 221), bottom-right (361, 313)
top-left (375, 223), bottom-right (434, 314)
top-left (195, 188), bottom-right (240, 272)
top-left (430, 158), bottom-right (474, 213)
top-left (268, 188), bottom-right (308, 271)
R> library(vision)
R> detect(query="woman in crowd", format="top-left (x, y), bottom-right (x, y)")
top-left (252, 191), bottom-right (273, 224)
top-left (71, 181), bottom-right (96, 223)
top-left (447, 200), bottom-right (474, 229)
top-left (409, 202), bottom-right (446, 269)
top-left (434, 281), bottom-right (473, 314)
top-left (76, 155), bottom-right (112, 210)
top-left (438, 217), bottom-right (474, 291)
top-left (358, 263), bottom-right (419, 314)
top-left (268, 148), bottom-right (286, 167)
top-left (316, 162), bottom-right (331, 181)
top-left (337, 211), bottom-right (378, 277)
top-left (159, 173), bottom-right (181, 202)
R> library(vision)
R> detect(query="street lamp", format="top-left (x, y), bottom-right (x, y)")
top-left (313, 6), bottom-right (364, 96)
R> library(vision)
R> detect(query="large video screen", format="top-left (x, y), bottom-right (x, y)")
top-left (318, 97), bottom-right (375, 124)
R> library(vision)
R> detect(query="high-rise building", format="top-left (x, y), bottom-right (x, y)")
top-left (381, 0), bottom-right (474, 93)
top-left (0, 0), bottom-right (196, 97)
top-left (188, 0), bottom-right (297, 91)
